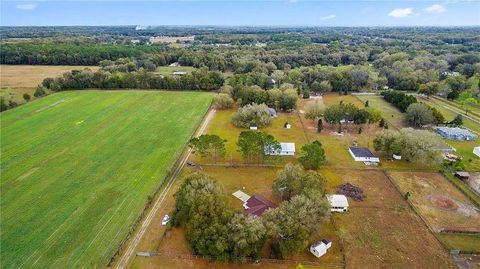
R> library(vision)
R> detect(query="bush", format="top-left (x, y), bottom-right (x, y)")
top-left (382, 90), bottom-right (417, 112)
top-left (23, 93), bottom-right (31, 102)
top-left (213, 93), bottom-right (234, 109)
top-left (231, 103), bottom-right (272, 128)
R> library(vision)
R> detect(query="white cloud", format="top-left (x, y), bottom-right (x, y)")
top-left (16, 4), bottom-right (37, 10)
top-left (425, 4), bottom-right (446, 13)
top-left (388, 8), bottom-right (413, 18)
top-left (320, 14), bottom-right (336, 20)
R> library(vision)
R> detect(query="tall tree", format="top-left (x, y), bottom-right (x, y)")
top-left (188, 134), bottom-right (226, 163)
top-left (299, 141), bottom-right (326, 170)
top-left (237, 131), bottom-right (280, 163)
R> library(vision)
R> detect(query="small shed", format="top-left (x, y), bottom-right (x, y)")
top-left (393, 154), bottom-right (402, 160)
top-left (436, 127), bottom-right (477, 141)
top-left (348, 147), bottom-right (379, 163)
top-left (455, 171), bottom-right (470, 181)
top-left (310, 239), bottom-right (332, 258)
top-left (284, 122), bottom-right (292, 129)
top-left (250, 125), bottom-right (258, 130)
top-left (327, 194), bottom-right (349, 212)
top-left (473, 146), bottom-right (480, 157)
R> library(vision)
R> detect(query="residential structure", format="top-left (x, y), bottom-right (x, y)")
top-left (327, 194), bottom-right (349, 212)
top-left (310, 239), bottom-right (332, 258)
top-left (436, 127), bottom-right (477, 141)
top-left (243, 195), bottom-right (276, 217)
top-left (265, 142), bottom-right (296, 156)
top-left (348, 147), bottom-right (380, 163)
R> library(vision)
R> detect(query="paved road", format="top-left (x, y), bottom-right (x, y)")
top-left (114, 109), bottom-right (215, 269)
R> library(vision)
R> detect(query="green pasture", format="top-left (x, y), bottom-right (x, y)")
top-left (0, 90), bottom-right (212, 268)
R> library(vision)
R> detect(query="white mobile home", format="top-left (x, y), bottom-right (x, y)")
top-left (327, 194), bottom-right (349, 212)
top-left (348, 147), bottom-right (379, 163)
top-left (264, 142), bottom-right (295, 156)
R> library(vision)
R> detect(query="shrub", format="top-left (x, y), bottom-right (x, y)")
top-left (231, 103), bottom-right (272, 128)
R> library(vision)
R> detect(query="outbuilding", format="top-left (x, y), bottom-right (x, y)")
top-left (473, 146), bottom-right (480, 157)
top-left (172, 71), bottom-right (187, 76)
top-left (348, 147), bottom-right (379, 163)
top-left (436, 127), bottom-right (477, 141)
top-left (284, 122), bottom-right (292, 129)
top-left (265, 142), bottom-right (295, 156)
top-left (250, 125), bottom-right (258, 130)
top-left (310, 239), bottom-right (332, 258)
top-left (327, 194), bottom-right (349, 212)
top-left (455, 171), bottom-right (470, 181)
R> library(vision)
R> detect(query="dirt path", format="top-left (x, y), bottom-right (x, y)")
top-left (114, 108), bottom-right (215, 269)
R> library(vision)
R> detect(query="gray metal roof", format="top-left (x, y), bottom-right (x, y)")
top-left (349, 147), bottom-right (377, 158)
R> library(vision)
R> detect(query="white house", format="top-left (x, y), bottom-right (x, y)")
top-left (310, 239), bottom-right (332, 258)
top-left (473, 146), bottom-right (480, 158)
top-left (250, 125), bottom-right (258, 130)
top-left (327, 194), bottom-right (349, 212)
top-left (264, 142), bottom-right (295, 156)
top-left (348, 147), bottom-right (380, 163)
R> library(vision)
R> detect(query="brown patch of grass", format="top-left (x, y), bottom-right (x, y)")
top-left (388, 172), bottom-right (480, 232)
top-left (0, 65), bottom-right (98, 102)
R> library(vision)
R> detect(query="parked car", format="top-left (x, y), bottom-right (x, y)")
top-left (162, 215), bottom-right (170, 226)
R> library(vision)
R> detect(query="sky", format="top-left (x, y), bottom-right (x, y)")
top-left (1, 0), bottom-right (479, 27)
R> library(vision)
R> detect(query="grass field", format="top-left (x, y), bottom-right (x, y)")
top-left (0, 90), bottom-right (213, 269)
top-left (0, 65), bottom-right (99, 102)
top-left (388, 172), bottom-right (480, 233)
top-left (355, 95), bottom-right (406, 129)
top-left (437, 233), bottom-right (480, 252)
top-left (198, 107), bottom-right (308, 164)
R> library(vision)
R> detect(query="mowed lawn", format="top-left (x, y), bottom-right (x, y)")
top-left (0, 90), bottom-right (212, 269)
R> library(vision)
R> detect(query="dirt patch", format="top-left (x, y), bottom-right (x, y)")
top-left (428, 194), bottom-right (458, 211)
top-left (389, 172), bottom-right (480, 232)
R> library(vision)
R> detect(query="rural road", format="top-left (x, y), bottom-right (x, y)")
top-left (114, 108), bottom-right (215, 269)
top-left (419, 95), bottom-right (480, 127)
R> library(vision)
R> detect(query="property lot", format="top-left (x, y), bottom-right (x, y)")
top-left (0, 64), bottom-right (98, 102)
top-left (200, 108), bottom-right (308, 164)
top-left (388, 172), bottom-right (480, 233)
top-left (155, 66), bottom-right (196, 76)
top-left (355, 95), bottom-right (407, 129)
top-left (329, 169), bottom-right (455, 268)
top-left (130, 166), bottom-right (343, 269)
top-left (0, 90), bottom-right (212, 269)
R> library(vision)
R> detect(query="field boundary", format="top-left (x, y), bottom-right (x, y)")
top-left (112, 104), bottom-right (214, 269)
top-left (441, 171), bottom-right (480, 207)
top-left (135, 251), bottom-right (344, 268)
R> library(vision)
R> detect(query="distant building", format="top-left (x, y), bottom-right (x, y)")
top-left (265, 142), bottom-right (295, 156)
top-left (327, 194), bottom-right (349, 212)
top-left (172, 71), bottom-right (187, 76)
top-left (442, 71), bottom-right (461, 77)
top-left (250, 125), bottom-right (258, 130)
top-left (169, 62), bottom-right (180, 67)
top-left (244, 195), bottom-right (276, 217)
top-left (310, 239), bottom-right (332, 258)
top-left (436, 127), bottom-right (477, 141)
top-left (284, 122), bottom-right (292, 129)
top-left (348, 147), bottom-right (380, 163)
